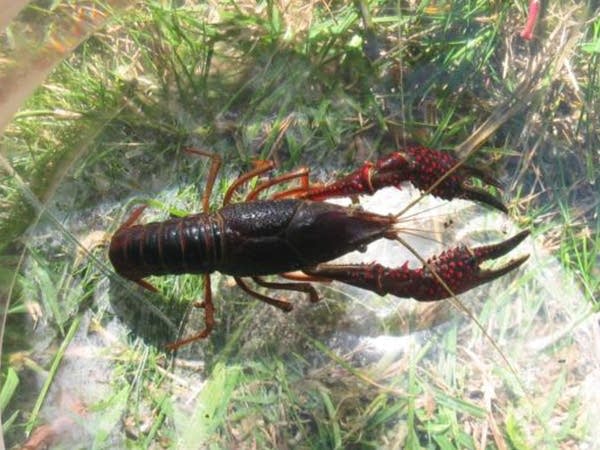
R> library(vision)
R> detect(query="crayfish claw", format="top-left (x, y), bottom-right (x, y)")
top-left (454, 163), bottom-right (508, 213)
top-left (381, 146), bottom-right (509, 213)
top-left (472, 229), bottom-right (530, 261)
top-left (464, 229), bottom-right (531, 287)
top-left (300, 146), bottom-right (511, 213)
top-left (305, 230), bottom-right (530, 302)
top-left (459, 164), bottom-right (504, 189)
top-left (476, 254), bottom-right (530, 285)
top-left (458, 183), bottom-right (508, 214)
top-left (413, 229), bottom-right (531, 300)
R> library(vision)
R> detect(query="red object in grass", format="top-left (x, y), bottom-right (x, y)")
top-left (520, 0), bottom-right (540, 40)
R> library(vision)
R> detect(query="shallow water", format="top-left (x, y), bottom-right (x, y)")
top-left (1, 2), bottom-right (597, 448)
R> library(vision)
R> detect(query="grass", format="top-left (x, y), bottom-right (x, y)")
top-left (1, 0), bottom-right (598, 448)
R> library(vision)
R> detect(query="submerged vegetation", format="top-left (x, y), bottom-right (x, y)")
top-left (0, 1), bottom-right (598, 448)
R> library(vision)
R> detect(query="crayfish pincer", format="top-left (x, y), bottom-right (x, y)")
top-left (109, 147), bottom-right (529, 350)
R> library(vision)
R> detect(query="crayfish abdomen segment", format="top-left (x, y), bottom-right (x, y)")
top-left (109, 213), bottom-right (223, 281)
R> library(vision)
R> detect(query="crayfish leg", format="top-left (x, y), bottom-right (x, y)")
top-left (134, 279), bottom-right (158, 293)
top-left (224, 160), bottom-right (275, 205)
top-left (234, 277), bottom-right (294, 311)
top-left (183, 147), bottom-right (222, 213)
top-left (166, 274), bottom-right (215, 351)
top-left (252, 277), bottom-right (321, 304)
top-left (249, 167), bottom-right (311, 201)
top-left (116, 205), bottom-right (147, 232)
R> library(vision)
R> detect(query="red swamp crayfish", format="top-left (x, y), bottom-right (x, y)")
top-left (109, 146), bottom-right (529, 350)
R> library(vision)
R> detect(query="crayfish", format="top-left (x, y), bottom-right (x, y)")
top-left (109, 146), bottom-right (529, 349)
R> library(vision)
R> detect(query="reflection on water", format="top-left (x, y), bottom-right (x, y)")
top-left (1, 1), bottom-right (597, 448)
top-left (13, 182), bottom-right (597, 448)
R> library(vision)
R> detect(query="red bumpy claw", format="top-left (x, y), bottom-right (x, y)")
top-left (305, 230), bottom-right (530, 301)
top-left (301, 146), bottom-right (508, 213)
